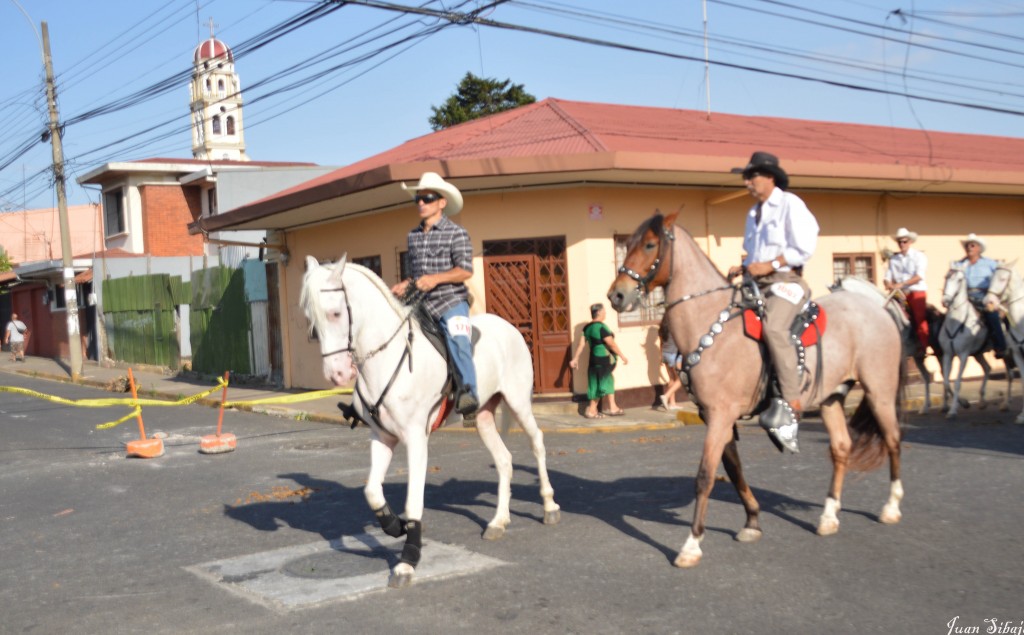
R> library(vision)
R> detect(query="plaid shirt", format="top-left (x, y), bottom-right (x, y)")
top-left (407, 214), bottom-right (473, 319)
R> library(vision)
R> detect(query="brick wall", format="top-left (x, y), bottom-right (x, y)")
top-left (139, 185), bottom-right (204, 256)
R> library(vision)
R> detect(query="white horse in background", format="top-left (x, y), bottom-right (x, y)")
top-left (984, 261), bottom-right (1024, 424)
top-left (833, 276), bottom-right (935, 414)
top-left (939, 265), bottom-right (1010, 418)
top-left (301, 256), bottom-right (560, 588)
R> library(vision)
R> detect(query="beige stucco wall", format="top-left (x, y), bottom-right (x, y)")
top-left (279, 184), bottom-right (1024, 391)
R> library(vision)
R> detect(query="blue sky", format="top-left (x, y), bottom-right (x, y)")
top-left (2, 0), bottom-right (1022, 211)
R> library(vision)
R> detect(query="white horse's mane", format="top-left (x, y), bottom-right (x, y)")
top-left (300, 259), bottom-right (410, 338)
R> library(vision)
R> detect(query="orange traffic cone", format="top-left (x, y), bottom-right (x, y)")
top-left (200, 371), bottom-right (236, 454)
top-left (125, 368), bottom-right (164, 459)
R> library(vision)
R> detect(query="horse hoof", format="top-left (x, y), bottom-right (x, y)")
top-left (482, 525), bottom-right (506, 541)
top-left (735, 528), bottom-right (762, 543)
top-left (543, 509), bottom-right (561, 525)
top-left (945, 411), bottom-right (956, 420)
top-left (1016, 415), bottom-right (1024, 425)
top-left (879, 507), bottom-right (902, 525)
top-left (673, 552), bottom-right (702, 568)
top-left (388, 572), bottom-right (414, 589)
top-left (817, 519), bottom-right (840, 536)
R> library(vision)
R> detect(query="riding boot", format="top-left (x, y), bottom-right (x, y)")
top-left (759, 398), bottom-right (800, 453)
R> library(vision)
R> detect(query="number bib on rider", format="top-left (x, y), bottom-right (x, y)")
top-left (769, 282), bottom-right (805, 306)
top-left (447, 315), bottom-right (472, 339)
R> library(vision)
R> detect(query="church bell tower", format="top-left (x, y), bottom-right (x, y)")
top-left (189, 22), bottom-right (249, 161)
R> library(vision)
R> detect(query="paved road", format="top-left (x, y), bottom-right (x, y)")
top-left (1, 372), bottom-right (1022, 634)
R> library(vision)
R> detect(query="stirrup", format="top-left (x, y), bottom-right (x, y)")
top-left (759, 398), bottom-right (800, 453)
top-left (455, 391), bottom-right (479, 417)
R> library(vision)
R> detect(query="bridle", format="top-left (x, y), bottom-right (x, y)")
top-left (618, 216), bottom-right (732, 310)
top-left (987, 266), bottom-right (1024, 308)
top-left (319, 280), bottom-right (413, 365)
top-left (318, 271), bottom-right (417, 429)
top-left (617, 217), bottom-right (676, 297)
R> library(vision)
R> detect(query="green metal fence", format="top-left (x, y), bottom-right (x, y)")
top-left (102, 274), bottom-right (186, 369)
top-left (189, 266), bottom-right (251, 375)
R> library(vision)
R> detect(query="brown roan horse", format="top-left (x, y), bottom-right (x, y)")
top-left (607, 213), bottom-right (905, 568)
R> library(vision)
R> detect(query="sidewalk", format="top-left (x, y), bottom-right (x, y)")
top-left (0, 354), bottom-right (1011, 433)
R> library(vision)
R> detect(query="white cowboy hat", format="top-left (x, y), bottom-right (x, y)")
top-left (400, 172), bottom-right (464, 216)
top-left (892, 227), bottom-right (918, 243)
top-left (960, 233), bottom-right (987, 253)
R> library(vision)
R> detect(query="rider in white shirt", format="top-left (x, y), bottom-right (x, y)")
top-left (884, 228), bottom-right (929, 355)
top-left (728, 151), bottom-right (819, 453)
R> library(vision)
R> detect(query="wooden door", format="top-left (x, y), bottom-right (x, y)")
top-left (483, 238), bottom-right (571, 393)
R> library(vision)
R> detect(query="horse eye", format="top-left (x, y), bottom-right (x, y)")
top-left (645, 241), bottom-right (657, 251)
top-left (332, 311), bottom-right (342, 319)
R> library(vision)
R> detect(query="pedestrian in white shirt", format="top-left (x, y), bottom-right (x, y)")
top-left (884, 228), bottom-right (929, 355)
top-left (4, 313), bottom-right (28, 362)
top-left (727, 151), bottom-right (819, 453)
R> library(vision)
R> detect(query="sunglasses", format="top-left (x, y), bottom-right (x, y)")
top-left (897, 239), bottom-right (910, 244)
top-left (414, 193), bottom-right (442, 204)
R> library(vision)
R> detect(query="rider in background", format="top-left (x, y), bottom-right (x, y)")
top-left (884, 228), bottom-right (930, 356)
top-left (957, 233), bottom-right (1008, 359)
top-left (390, 172), bottom-right (479, 416)
top-left (727, 151), bottom-right (819, 453)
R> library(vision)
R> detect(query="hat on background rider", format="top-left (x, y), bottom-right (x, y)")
top-left (957, 233), bottom-right (1007, 358)
top-left (884, 228), bottom-right (930, 355)
top-left (727, 151), bottom-right (819, 453)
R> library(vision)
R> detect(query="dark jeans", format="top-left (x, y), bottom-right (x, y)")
top-left (982, 310), bottom-right (1007, 351)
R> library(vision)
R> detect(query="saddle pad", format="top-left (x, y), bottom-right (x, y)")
top-left (743, 304), bottom-right (828, 347)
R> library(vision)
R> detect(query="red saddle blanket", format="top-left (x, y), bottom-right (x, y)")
top-left (743, 303), bottom-right (828, 347)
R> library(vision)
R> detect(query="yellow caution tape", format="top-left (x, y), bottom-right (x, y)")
top-left (1, 378), bottom-right (352, 430)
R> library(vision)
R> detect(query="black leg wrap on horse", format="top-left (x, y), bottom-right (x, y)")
top-left (399, 520), bottom-right (422, 567)
top-left (374, 503), bottom-right (407, 538)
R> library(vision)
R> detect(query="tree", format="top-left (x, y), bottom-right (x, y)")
top-left (429, 72), bottom-right (536, 131)
top-left (0, 247), bottom-right (11, 273)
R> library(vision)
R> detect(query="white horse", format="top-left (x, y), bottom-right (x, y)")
top-left (300, 256), bottom-right (560, 588)
top-left (938, 265), bottom-right (1008, 418)
top-left (833, 276), bottom-right (935, 414)
top-left (984, 261), bottom-right (1024, 424)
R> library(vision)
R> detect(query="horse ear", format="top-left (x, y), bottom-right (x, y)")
top-left (305, 255), bottom-right (320, 271)
top-left (339, 254), bottom-right (348, 268)
top-left (1007, 258), bottom-right (1019, 269)
top-left (664, 212), bottom-right (679, 227)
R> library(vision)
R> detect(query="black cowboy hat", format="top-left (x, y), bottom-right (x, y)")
top-left (732, 151), bottom-right (789, 191)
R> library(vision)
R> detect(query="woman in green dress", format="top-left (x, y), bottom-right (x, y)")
top-left (570, 303), bottom-right (629, 418)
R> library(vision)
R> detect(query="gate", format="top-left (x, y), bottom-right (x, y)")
top-left (483, 238), bottom-right (571, 393)
top-left (102, 274), bottom-right (183, 368)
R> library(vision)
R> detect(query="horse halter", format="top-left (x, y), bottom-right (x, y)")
top-left (617, 219), bottom-right (675, 296)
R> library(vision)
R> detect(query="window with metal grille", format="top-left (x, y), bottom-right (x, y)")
top-left (833, 253), bottom-right (875, 284)
top-left (614, 235), bottom-right (665, 326)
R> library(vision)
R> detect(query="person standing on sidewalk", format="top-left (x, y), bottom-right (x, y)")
top-left (570, 303), bottom-right (629, 418)
top-left (4, 313), bottom-right (28, 362)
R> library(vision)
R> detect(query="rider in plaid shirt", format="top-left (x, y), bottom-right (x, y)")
top-left (390, 172), bottom-right (479, 416)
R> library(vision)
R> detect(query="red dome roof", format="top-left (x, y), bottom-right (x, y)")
top-left (194, 38), bottom-right (233, 63)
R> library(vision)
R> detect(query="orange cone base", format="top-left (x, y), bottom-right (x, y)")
top-left (199, 433), bottom-right (237, 454)
top-left (126, 437), bottom-right (165, 459)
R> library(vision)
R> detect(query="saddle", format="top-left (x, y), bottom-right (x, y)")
top-left (408, 300), bottom-right (480, 431)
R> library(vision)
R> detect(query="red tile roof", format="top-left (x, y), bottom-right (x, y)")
top-left (201, 98), bottom-right (1024, 231)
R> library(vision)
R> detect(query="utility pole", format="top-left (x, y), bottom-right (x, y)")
top-left (41, 21), bottom-right (83, 381)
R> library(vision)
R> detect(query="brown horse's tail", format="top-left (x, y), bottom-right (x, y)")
top-left (848, 358), bottom-right (906, 472)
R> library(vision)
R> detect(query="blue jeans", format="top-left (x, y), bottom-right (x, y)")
top-left (982, 310), bottom-right (1007, 351)
top-left (439, 302), bottom-right (477, 398)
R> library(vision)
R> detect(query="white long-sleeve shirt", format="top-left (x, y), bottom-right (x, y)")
top-left (885, 248), bottom-right (928, 292)
top-left (741, 187), bottom-right (819, 270)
